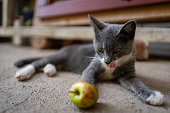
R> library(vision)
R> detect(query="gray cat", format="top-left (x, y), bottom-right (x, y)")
top-left (15, 15), bottom-right (164, 106)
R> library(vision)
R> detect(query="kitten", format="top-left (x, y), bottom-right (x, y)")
top-left (15, 15), bottom-right (164, 106)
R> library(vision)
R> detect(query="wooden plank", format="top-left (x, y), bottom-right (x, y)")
top-left (136, 28), bottom-right (170, 42)
top-left (36, 0), bottom-right (170, 18)
top-left (37, 0), bottom-right (48, 6)
top-left (34, 3), bottom-right (170, 26)
top-left (37, 0), bottom-right (56, 6)
top-left (2, 0), bottom-right (15, 27)
top-left (2, 0), bottom-right (8, 27)
top-left (0, 27), bottom-right (94, 40)
top-left (0, 27), bottom-right (170, 42)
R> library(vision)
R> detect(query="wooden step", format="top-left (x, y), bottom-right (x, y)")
top-left (0, 27), bottom-right (170, 42)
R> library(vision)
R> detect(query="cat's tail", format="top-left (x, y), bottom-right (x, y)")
top-left (14, 57), bottom-right (41, 67)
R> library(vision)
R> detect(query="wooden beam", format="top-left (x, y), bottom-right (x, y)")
top-left (2, 0), bottom-right (8, 27)
top-left (0, 27), bottom-right (94, 40)
top-left (135, 28), bottom-right (170, 42)
top-left (34, 3), bottom-right (170, 26)
top-left (36, 0), bottom-right (170, 18)
top-left (2, 0), bottom-right (15, 27)
top-left (0, 27), bottom-right (170, 42)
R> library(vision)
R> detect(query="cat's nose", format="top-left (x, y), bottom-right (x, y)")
top-left (104, 53), bottom-right (111, 64)
top-left (104, 58), bottom-right (111, 64)
top-left (105, 61), bottom-right (111, 65)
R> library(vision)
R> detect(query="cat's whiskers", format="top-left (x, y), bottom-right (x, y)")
top-left (88, 56), bottom-right (100, 61)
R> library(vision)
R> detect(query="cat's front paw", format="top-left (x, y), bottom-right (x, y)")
top-left (15, 65), bottom-right (35, 81)
top-left (146, 91), bottom-right (164, 106)
top-left (43, 64), bottom-right (57, 77)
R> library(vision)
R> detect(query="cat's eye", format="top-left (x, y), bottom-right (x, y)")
top-left (98, 48), bottom-right (104, 53)
top-left (115, 48), bottom-right (121, 53)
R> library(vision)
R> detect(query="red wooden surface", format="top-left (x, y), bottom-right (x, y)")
top-left (37, 0), bottom-right (48, 6)
top-left (36, 0), bottom-right (170, 18)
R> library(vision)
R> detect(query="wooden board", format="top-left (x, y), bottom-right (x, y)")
top-left (36, 0), bottom-right (170, 18)
top-left (0, 27), bottom-right (170, 42)
top-left (0, 26), bottom-right (94, 40)
top-left (34, 3), bottom-right (170, 26)
top-left (2, 0), bottom-right (15, 27)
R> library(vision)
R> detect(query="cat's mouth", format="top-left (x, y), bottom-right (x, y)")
top-left (107, 61), bottom-right (116, 68)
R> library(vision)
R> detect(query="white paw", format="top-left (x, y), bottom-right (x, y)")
top-left (147, 91), bottom-right (164, 105)
top-left (15, 65), bottom-right (35, 81)
top-left (43, 64), bottom-right (57, 77)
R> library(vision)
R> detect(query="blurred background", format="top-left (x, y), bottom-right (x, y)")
top-left (0, 0), bottom-right (170, 60)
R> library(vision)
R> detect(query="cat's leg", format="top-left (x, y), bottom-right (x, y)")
top-left (15, 48), bottom-right (67, 80)
top-left (43, 63), bottom-right (57, 77)
top-left (15, 57), bottom-right (41, 67)
top-left (15, 64), bottom-right (35, 80)
top-left (117, 72), bottom-right (164, 106)
top-left (81, 60), bottom-right (103, 85)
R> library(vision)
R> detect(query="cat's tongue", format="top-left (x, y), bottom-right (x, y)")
top-left (107, 61), bottom-right (115, 68)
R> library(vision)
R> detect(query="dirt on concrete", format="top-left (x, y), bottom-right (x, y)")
top-left (0, 43), bottom-right (170, 113)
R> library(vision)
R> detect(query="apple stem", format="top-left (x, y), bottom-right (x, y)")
top-left (69, 91), bottom-right (80, 95)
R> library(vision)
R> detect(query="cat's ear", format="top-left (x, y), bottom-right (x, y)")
top-left (119, 20), bottom-right (136, 40)
top-left (88, 14), bottom-right (106, 34)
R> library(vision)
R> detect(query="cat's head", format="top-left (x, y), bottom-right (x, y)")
top-left (89, 15), bottom-right (136, 64)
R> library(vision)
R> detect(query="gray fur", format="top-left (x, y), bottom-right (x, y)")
top-left (15, 15), bottom-right (163, 105)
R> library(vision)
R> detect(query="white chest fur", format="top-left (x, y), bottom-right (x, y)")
top-left (99, 58), bottom-right (116, 80)
top-left (99, 52), bottom-right (133, 80)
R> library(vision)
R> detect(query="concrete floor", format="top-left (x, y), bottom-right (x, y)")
top-left (0, 43), bottom-right (170, 113)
